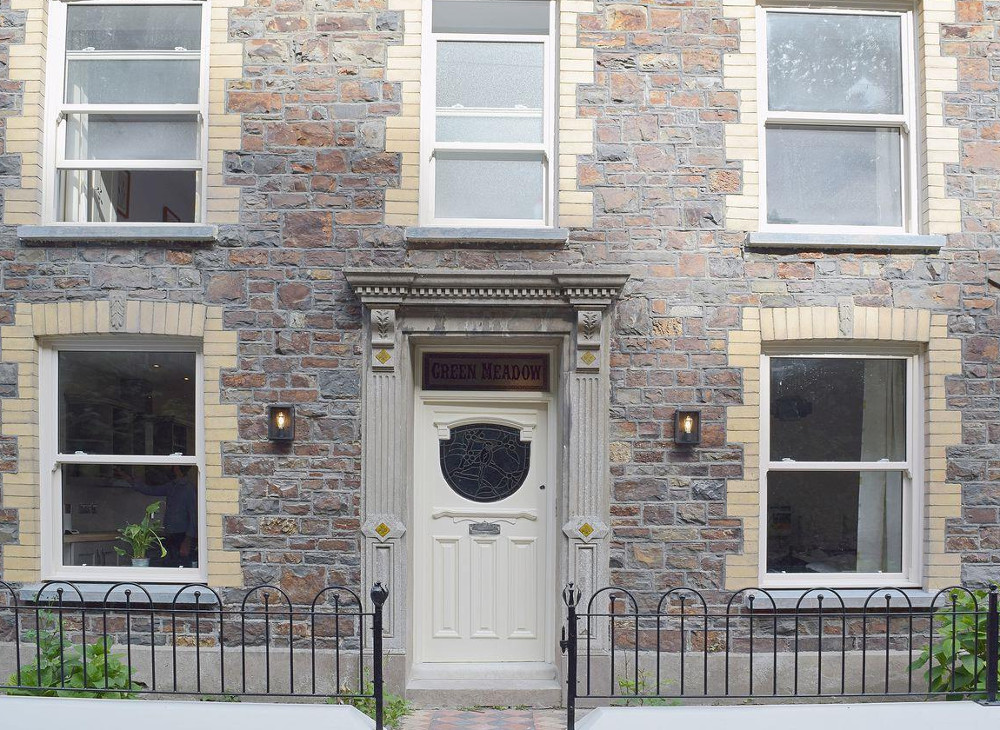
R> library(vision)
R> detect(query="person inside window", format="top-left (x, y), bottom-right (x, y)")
top-left (114, 465), bottom-right (198, 567)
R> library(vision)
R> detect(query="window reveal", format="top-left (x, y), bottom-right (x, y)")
top-left (761, 9), bottom-right (915, 231)
top-left (763, 356), bottom-right (914, 581)
top-left (440, 424), bottom-right (531, 503)
top-left (422, 0), bottom-right (555, 226)
top-left (51, 348), bottom-right (202, 574)
top-left (48, 3), bottom-right (207, 223)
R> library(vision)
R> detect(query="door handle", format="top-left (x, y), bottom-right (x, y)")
top-left (539, 484), bottom-right (545, 490)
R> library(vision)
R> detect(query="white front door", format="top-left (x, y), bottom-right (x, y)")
top-left (413, 397), bottom-right (551, 664)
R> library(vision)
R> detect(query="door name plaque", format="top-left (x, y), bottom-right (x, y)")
top-left (422, 352), bottom-right (550, 392)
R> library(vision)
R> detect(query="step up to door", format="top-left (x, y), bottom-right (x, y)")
top-left (406, 662), bottom-right (562, 709)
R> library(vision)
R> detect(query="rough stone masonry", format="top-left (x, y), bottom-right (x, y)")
top-left (0, 0), bottom-right (995, 605)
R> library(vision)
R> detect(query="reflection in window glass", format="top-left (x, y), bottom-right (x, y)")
top-left (431, 0), bottom-right (550, 34)
top-left (59, 350), bottom-right (197, 455)
top-left (435, 156), bottom-right (544, 220)
top-left (65, 115), bottom-right (200, 161)
top-left (766, 471), bottom-right (903, 574)
top-left (765, 126), bottom-right (902, 227)
top-left (767, 12), bottom-right (903, 114)
top-left (66, 59), bottom-right (200, 104)
top-left (66, 5), bottom-right (202, 51)
top-left (770, 357), bottom-right (906, 462)
top-left (62, 464), bottom-right (199, 568)
top-left (437, 42), bottom-right (544, 110)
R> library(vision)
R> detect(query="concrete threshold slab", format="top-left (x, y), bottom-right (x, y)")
top-left (578, 701), bottom-right (992, 730)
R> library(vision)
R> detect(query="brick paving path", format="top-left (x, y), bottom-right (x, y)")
top-left (398, 709), bottom-right (566, 730)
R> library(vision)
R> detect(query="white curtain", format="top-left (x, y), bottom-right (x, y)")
top-left (856, 360), bottom-right (904, 572)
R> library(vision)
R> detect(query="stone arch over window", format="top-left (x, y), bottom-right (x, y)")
top-left (723, 305), bottom-right (962, 590)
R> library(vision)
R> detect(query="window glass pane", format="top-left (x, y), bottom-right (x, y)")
top-left (435, 156), bottom-right (543, 220)
top-left (59, 351), bottom-right (197, 455)
top-left (767, 12), bottom-right (902, 114)
top-left (766, 126), bottom-right (902, 227)
top-left (436, 114), bottom-right (543, 144)
top-left (58, 170), bottom-right (198, 223)
top-left (766, 471), bottom-right (903, 574)
top-left (66, 60), bottom-right (200, 104)
top-left (432, 0), bottom-right (550, 34)
top-left (65, 115), bottom-right (199, 161)
top-left (437, 41), bottom-right (544, 111)
top-left (67, 5), bottom-right (202, 51)
top-left (62, 464), bottom-right (199, 568)
top-left (770, 357), bottom-right (906, 462)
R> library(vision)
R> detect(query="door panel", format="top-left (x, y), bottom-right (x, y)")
top-left (432, 536), bottom-right (462, 639)
top-left (415, 399), bottom-right (550, 664)
top-left (508, 536), bottom-right (538, 639)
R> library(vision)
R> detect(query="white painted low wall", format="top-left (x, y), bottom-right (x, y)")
top-left (0, 695), bottom-right (375, 730)
top-left (578, 701), bottom-right (995, 730)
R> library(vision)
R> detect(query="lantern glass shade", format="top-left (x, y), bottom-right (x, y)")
top-left (674, 409), bottom-right (701, 445)
top-left (268, 405), bottom-right (295, 441)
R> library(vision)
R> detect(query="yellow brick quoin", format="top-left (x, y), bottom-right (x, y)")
top-left (0, 301), bottom-right (242, 587)
top-left (724, 306), bottom-right (962, 591)
top-left (2, 0), bottom-right (246, 226)
top-left (721, 1), bottom-right (961, 234)
top-left (384, 0), bottom-right (595, 228)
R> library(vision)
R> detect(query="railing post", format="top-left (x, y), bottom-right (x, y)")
top-left (986, 584), bottom-right (998, 704)
top-left (561, 584), bottom-right (581, 730)
top-left (370, 583), bottom-right (389, 730)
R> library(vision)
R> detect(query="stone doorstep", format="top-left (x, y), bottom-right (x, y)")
top-left (405, 661), bottom-right (562, 709)
top-left (399, 709), bottom-right (568, 730)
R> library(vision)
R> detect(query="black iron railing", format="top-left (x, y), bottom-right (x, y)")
top-left (562, 583), bottom-right (1000, 729)
top-left (0, 580), bottom-right (389, 729)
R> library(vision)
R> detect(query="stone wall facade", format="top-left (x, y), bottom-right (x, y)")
top-left (0, 0), bottom-right (995, 624)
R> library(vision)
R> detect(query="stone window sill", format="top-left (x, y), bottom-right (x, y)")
top-left (17, 582), bottom-right (219, 606)
top-left (747, 231), bottom-right (945, 252)
top-left (745, 588), bottom-right (937, 611)
top-left (405, 226), bottom-right (569, 248)
top-left (18, 224), bottom-right (218, 244)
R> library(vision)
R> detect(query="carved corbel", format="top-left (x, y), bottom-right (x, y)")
top-left (575, 309), bottom-right (604, 372)
top-left (370, 308), bottom-right (397, 372)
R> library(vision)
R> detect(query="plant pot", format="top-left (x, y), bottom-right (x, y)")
top-left (131, 558), bottom-right (150, 567)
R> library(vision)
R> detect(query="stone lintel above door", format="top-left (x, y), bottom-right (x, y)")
top-left (345, 268), bottom-right (629, 650)
top-left (344, 269), bottom-right (630, 309)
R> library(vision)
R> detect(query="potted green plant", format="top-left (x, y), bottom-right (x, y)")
top-left (113, 501), bottom-right (167, 567)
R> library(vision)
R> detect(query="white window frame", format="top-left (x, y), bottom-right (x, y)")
top-left (759, 347), bottom-right (924, 588)
top-left (418, 0), bottom-right (557, 228)
top-left (757, 4), bottom-right (919, 235)
top-left (39, 337), bottom-right (207, 582)
top-left (42, 0), bottom-right (211, 225)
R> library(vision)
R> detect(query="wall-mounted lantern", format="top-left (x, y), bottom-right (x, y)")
top-left (268, 405), bottom-right (295, 442)
top-left (674, 409), bottom-right (701, 445)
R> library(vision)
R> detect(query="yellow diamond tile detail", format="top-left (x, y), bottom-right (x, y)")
top-left (375, 522), bottom-right (390, 538)
top-left (579, 522), bottom-right (594, 538)
top-left (375, 349), bottom-right (391, 364)
top-left (581, 351), bottom-right (596, 365)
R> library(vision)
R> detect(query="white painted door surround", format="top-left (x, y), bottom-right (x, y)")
top-left (344, 268), bottom-right (629, 668)
top-left (414, 396), bottom-right (553, 664)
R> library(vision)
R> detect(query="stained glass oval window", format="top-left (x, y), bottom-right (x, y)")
top-left (440, 423), bottom-right (531, 503)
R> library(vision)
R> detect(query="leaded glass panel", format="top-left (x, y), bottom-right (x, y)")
top-left (440, 424), bottom-right (531, 503)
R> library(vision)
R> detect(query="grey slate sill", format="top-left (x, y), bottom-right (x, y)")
top-left (745, 588), bottom-right (937, 611)
top-left (18, 224), bottom-right (218, 244)
top-left (405, 226), bottom-right (570, 247)
top-left (747, 231), bottom-right (945, 252)
top-left (18, 582), bottom-right (219, 606)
